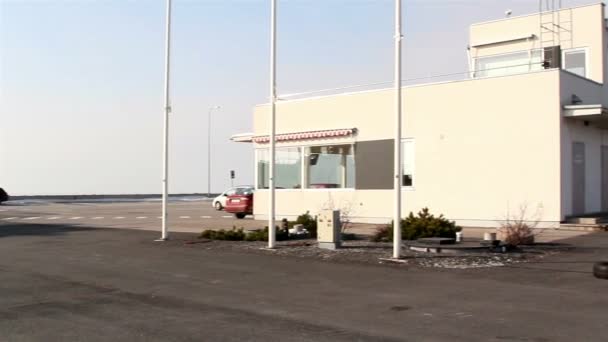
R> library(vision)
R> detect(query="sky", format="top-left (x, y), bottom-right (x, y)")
top-left (0, 0), bottom-right (601, 195)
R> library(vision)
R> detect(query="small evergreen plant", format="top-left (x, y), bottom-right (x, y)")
top-left (371, 208), bottom-right (461, 242)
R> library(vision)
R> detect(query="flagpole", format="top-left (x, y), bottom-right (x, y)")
top-left (268, 0), bottom-right (277, 248)
top-left (159, 0), bottom-right (172, 241)
top-left (393, 0), bottom-right (403, 258)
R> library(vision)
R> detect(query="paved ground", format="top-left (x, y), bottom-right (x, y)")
top-left (0, 199), bottom-right (594, 242)
top-left (0, 199), bottom-right (264, 234)
top-left (1, 206), bottom-right (607, 341)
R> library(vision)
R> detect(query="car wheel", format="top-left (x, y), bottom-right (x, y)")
top-left (235, 213), bottom-right (246, 219)
top-left (214, 202), bottom-right (223, 211)
top-left (593, 261), bottom-right (608, 279)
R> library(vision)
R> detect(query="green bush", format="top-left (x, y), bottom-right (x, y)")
top-left (200, 227), bottom-right (246, 241)
top-left (341, 232), bottom-right (358, 241)
top-left (200, 226), bottom-right (291, 242)
top-left (371, 225), bottom-right (392, 243)
top-left (371, 208), bottom-right (461, 242)
top-left (244, 228), bottom-right (267, 241)
top-left (295, 211), bottom-right (317, 237)
top-left (245, 227), bottom-right (289, 241)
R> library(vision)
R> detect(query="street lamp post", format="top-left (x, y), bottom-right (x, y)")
top-left (158, 0), bottom-right (172, 242)
top-left (207, 106), bottom-right (221, 197)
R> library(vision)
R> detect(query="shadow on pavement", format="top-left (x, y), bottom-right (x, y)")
top-left (0, 222), bottom-right (98, 238)
top-left (502, 264), bottom-right (594, 274)
top-left (497, 231), bottom-right (608, 275)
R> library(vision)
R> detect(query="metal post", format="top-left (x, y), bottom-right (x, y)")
top-left (393, 0), bottom-right (403, 258)
top-left (208, 108), bottom-right (212, 198)
top-left (207, 106), bottom-right (220, 198)
top-left (268, 0), bottom-right (277, 249)
top-left (159, 0), bottom-right (172, 241)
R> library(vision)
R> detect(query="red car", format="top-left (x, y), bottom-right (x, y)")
top-left (224, 188), bottom-right (253, 219)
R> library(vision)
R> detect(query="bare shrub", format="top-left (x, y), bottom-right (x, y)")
top-left (498, 203), bottom-right (543, 246)
top-left (320, 193), bottom-right (358, 233)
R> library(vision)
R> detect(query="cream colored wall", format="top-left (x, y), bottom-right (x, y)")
top-left (403, 70), bottom-right (562, 227)
top-left (603, 9), bottom-right (608, 104)
top-left (469, 3), bottom-right (606, 84)
top-left (253, 70), bottom-right (563, 227)
top-left (559, 70), bottom-right (605, 105)
top-left (560, 120), bottom-right (608, 216)
top-left (254, 90), bottom-right (394, 143)
top-left (560, 70), bottom-right (608, 217)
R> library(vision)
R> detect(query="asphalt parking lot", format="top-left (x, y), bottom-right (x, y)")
top-left (0, 217), bottom-right (607, 341)
top-left (0, 198), bottom-right (264, 234)
top-left (0, 199), bottom-right (594, 242)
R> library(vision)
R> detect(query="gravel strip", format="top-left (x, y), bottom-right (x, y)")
top-left (170, 237), bottom-right (573, 269)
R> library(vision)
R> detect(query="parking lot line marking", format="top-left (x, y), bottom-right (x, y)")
top-left (70, 217), bottom-right (83, 220)
top-left (179, 216), bottom-right (191, 219)
top-left (2, 217), bottom-right (18, 220)
top-left (200, 216), bottom-right (211, 219)
top-left (136, 216), bottom-right (147, 219)
top-left (92, 217), bottom-right (104, 220)
top-left (48, 217), bottom-right (61, 220)
top-left (114, 216), bottom-right (125, 219)
top-left (23, 217), bottom-right (41, 220)
top-left (221, 215), bottom-right (233, 218)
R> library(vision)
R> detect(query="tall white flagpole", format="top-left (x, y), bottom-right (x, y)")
top-left (268, 0), bottom-right (277, 248)
top-left (393, 0), bottom-right (403, 258)
top-left (160, 0), bottom-right (172, 241)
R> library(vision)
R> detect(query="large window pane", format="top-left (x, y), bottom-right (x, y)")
top-left (401, 139), bottom-right (414, 187)
top-left (563, 50), bottom-right (586, 78)
top-left (306, 144), bottom-right (355, 189)
top-left (257, 147), bottom-right (302, 189)
top-left (475, 50), bottom-right (542, 78)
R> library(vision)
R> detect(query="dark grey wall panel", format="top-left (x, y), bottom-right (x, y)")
top-left (355, 139), bottom-right (394, 190)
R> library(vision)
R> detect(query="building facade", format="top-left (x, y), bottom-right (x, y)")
top-left (235, 3), bottom-right (608, 228)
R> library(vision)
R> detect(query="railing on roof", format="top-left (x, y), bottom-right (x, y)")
top-left (279, 60), bottom-right (548, 101)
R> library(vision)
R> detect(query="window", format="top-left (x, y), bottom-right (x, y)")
top-left (305, 144), bottom-right (355, 189)
top-left (401, 139), bottom-right (414, 187)
top-left (563, 49), bottom-right (587, 78)
top-left (474, 50), bottom-right (542, 78)
top-left (257, 147), bottom-right (302, 189)
top-left (235, 187), bottom-right (254, 195)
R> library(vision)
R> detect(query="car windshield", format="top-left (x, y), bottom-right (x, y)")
top-left (235, 187), bottom-right (253, 195)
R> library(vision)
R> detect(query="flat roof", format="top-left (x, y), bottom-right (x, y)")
top-left (255, 69), bottom-right (561, 107)
top-left (470, 2), bottom-right (604, 27)
top-left (254, 2), bottom-right (606, 108)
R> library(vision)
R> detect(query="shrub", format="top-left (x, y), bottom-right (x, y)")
top-left (499, 222), bottom-right (535, 246)
top-left (498, 204), bottom-right (541, 246)
top-left (295, 211), bottom-right (318, 238)
top-left (244, 228), bottom-right (267, 241)
top-left (200, 221), bottom-right (298, 242)
top-left (199, 227), bottom-right (246, 241)
top-left (370, 208), bottom-right (461, 242)
top-left (245, 227), bottom-right (289, 241)
top-left (371, 225), bottom-right (392, 242)
top-left (341, 232), bottom-right (358, 241)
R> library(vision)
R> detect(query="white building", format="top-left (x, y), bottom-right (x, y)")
top-left (234, 3), bottom-right (608, 228)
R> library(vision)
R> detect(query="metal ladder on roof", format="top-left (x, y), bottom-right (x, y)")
top-left (539, 0), bottom-right (573, 50)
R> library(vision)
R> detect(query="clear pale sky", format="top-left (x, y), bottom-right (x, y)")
top-left (0, 0), bottom-right (599, 195)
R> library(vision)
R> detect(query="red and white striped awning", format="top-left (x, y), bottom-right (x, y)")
top-left (252, 128), bottom-right (356, 144)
